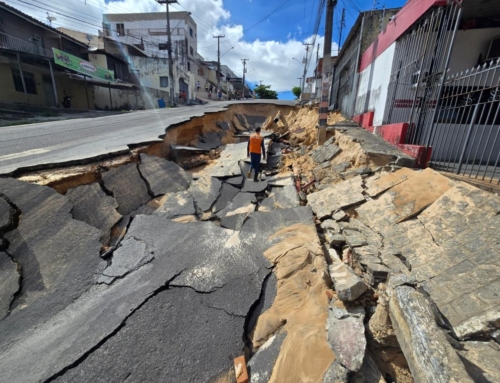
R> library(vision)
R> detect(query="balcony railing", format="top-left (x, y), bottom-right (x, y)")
top-left (0, 32), bottom-right (53, 58)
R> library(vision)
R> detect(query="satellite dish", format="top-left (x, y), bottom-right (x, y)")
top-left (86, 34), bottom-right (94, 42)
top-left (88, 46), bottom-right (98, 52)
top-left (46, 12), bottom-right (56, 25)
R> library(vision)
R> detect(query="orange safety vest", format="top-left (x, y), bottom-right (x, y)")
top-left (249, 134), bottom-right (263, 154)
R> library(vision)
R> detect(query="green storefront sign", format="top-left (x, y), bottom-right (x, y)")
top-left (52, 48), bottom-right (114, 82)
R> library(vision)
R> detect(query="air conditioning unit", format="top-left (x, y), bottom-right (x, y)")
top-left (486, 36), bottom-right (500, 61)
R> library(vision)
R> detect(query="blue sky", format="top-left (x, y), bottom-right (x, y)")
top-left (11, 0), bottom-right (408, 99)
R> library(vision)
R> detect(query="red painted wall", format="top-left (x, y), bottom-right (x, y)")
top-left (352, 111), bottom-right (374, 131)
top-left (359, 0), bottom-right (447, 72)
top-left (396, 144), bottom-right (432, 168)
top-left (377, 123), bottom-right (409, 145)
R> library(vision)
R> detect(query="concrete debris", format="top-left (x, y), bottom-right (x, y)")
top-left (260, 185), bottom-right (300, 210)
top-left (332, 210), bottom-right (347, 222)
top-left (357, 168), bottom-right (454, 229)
top-left (310, 137), bottom-right (341, 164)
top-left (187, 176), bottom-right (222, 212)
top-left (153, 191), bottom-right (195, 218)
top-left (0, 251), bottom-right (19, 320)
top-left (0, 178), bottom-right (102, 347)
top-left (139, 154), bottom-right (192, 196)
top-left (248, 332), bottom-right (287, 383)
top-left (0, 196), bottom-right (13, 232)
top-left (66, 183), bottom-right (122, 245)
top-left (325, 231), bottom-right (347, 247)
top-left (365, 263), bottom-right (390, 286)
top-left (351, 354), bottom-right (386, 383)
top-left (332, 161), bottom-right (352, 174)
top-left (321, 219), bottom-right (341, 233)
top-left (102, 163), bottom-right (151, 215)
top-left (388, 281), bottom-right (473, 383)
top-left (307, 175), bottom-right (365, 219)
top-left (326, 301), bottom-right (366, 372)
top-left (322, 361), bottom-right (349, 383)
top-left (329, 260), bottom-right (368, 302)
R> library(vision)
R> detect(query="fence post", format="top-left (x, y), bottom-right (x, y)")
top-left (456, 103), bottom-right (479, 174)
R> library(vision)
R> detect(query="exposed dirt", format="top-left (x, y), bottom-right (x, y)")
top-left (251, 223), bottom-right (335, 383)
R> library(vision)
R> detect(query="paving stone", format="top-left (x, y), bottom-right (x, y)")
top-left (357, 168), bottom-right (454, 229)
top-left (248, 332), bottom-right (287, 383)
top-left (213, 183), bottom-right (240, 213)
top-left (307, 176), bottom-right (365, 219)
top-left (138, 154), bottom-right (192, 196)
top-left (102, 163), bottom-right (151, 215)
top-left (326, 303), bottom-right (366, 372)
top-left (329, 260), bottom-right (367, 301)
top-left (0, 251), bottom-right (19, 320)
top-left (388, 283), bottom-right (473, 383)
top-left (241, 179), bottom-right (269, 193)
top-left (458, 341), bottom-right (500, 383)
top-left (0, 178), bottom-right (101, 346)
top-left (325, 232), bottom-right (347, 247)
top-left (153, 191), bottom-right (195, 218)
top-left (321, 219), bottom-right (341, 233)
top-left (260, 185), bottom-right (300, 210)
top-left (332, 161), bottom-right (352, 174)
top-left (188, 176), bottom-right (222, 212)
top-left (216, 192), bottom-right (256, 219)
top-left (310, 137), bottom-right (341, 164)
top-left (332, 210), bottom-right (348, 221)
top-left (224, 175), bottom-right (244, 187)
top-left (365, 168), bottom-right (416, 197)
top-left (66, 183), bottom-right (122, 245)
top-left (0, 196), bottom-right (13, 232)
top-left (365, 263), bottom-right (390, 285)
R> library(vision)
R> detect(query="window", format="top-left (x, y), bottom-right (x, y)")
top-left (189, 27), bottom-right (193, 37)
top-left (116, 23), bottom-right (125, 36)
top-left (190, 46), bottom-right (194, 56)
top-left (187, 62), bottom-right (191, 72)
top-left (160, 76), bottom-right (169, 87)
top-left (12, 69), bottom-right (37, 94)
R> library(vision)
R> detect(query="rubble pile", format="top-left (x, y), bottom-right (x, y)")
top-left (0, 105), bottom-right (498, 383)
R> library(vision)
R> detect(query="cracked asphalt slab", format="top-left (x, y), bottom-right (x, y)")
top-left (0, 100), bottom-right (294, 175)
top-left (0, 196), bottom-right (313, 382)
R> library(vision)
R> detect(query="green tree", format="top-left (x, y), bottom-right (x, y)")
top-left (254, 84), bottom-right (278, 100)
top-left (292, 86), bottom-right (301, 99)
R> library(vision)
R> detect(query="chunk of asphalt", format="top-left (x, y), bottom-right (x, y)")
top-left (216, 192), bottom-right (256, 219)
top-left (260, 185), bottom-right (300, 210)
top-left (0, 178), bottom-right (101, 346)
top-left (198, 132), bottom-right (222, 150)
top-left (102, 163), bottom-right (151, 215)
top-left (248, 332), bottom-right (287, 383)
top-left (326, 303), bottom-right (366, 372)
top-left (217, 121), bottom-right (230, 131)
top-left (66, 183), bottom-right (122, 245)
top-left (241, 179), bottom-right (269, 193)
top-left (0, 251), bottom-right (20, 320)
top-left (99, 237), bottom-right (154, 283)
top-left (213, 183), bottom-right (240, 213)
top-left (0, 196), bottom-right (14, 232)
top-left (154, 191), bottom-right (195, 218)
top-left (247, 272), bottom-right (278, 335)
top-left (51, 287), bottom-right (249, 383)
top-left (328, 261), bottom-right (367, 301)
top-left (223, 175), bottom-right (244, 188)
top-left (220, 213), bottom-right (248, 231)
top-left (138, 154), bottom-right (192, 196)
top-left (187, 176), bottom-right (222, 212)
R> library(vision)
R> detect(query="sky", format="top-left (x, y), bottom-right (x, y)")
top-left (6, 0), bottom-right (407, 99)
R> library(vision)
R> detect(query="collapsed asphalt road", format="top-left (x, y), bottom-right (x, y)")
top-left (0, 100), bottom-right (293, 175)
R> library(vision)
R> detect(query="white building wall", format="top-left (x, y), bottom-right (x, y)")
top-left (355, 42), bottom-right (396, 126)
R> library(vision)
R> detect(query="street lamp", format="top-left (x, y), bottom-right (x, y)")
top-left (221, 47), bottom-right (234, 58)
top-left (292, 57), bottom-right (302, 66)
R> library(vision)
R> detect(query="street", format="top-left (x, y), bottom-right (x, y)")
top-left (0, 100), bottom-right (293, 175)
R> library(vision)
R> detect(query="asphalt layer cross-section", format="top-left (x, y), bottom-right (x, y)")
top-left (0, 100), bottom-right (293, 175)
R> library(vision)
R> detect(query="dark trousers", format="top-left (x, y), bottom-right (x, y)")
top-left (250, 153), bottom-right (261, 180)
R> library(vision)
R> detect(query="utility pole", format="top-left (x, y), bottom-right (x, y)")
top-left (157, 0), bottom-right (177, 107)
top-left (213, 34), bottom-right (225, 95)
top-left (241, 58), bottom-right (249, 98)
top-left (339, 8), bottom-right (346, 51)
top-left (301, 43), bottom-right (314, 100)
top-left (318, 0), bottom-right (337, 142)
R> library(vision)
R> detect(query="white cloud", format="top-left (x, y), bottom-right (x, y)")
top-left (10, 0), bottom-right (337, 92)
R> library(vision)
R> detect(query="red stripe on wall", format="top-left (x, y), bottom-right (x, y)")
top-left (359, 0), bottom-right (447, 73)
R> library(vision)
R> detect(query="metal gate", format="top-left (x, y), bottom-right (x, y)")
top-left (383, 2), bottom-right (462, 144)
top-left (427, 59), bottom-right (500, 184)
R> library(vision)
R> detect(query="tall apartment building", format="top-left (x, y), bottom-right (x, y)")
top-left (102, 11), bottom-right (198, 74)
